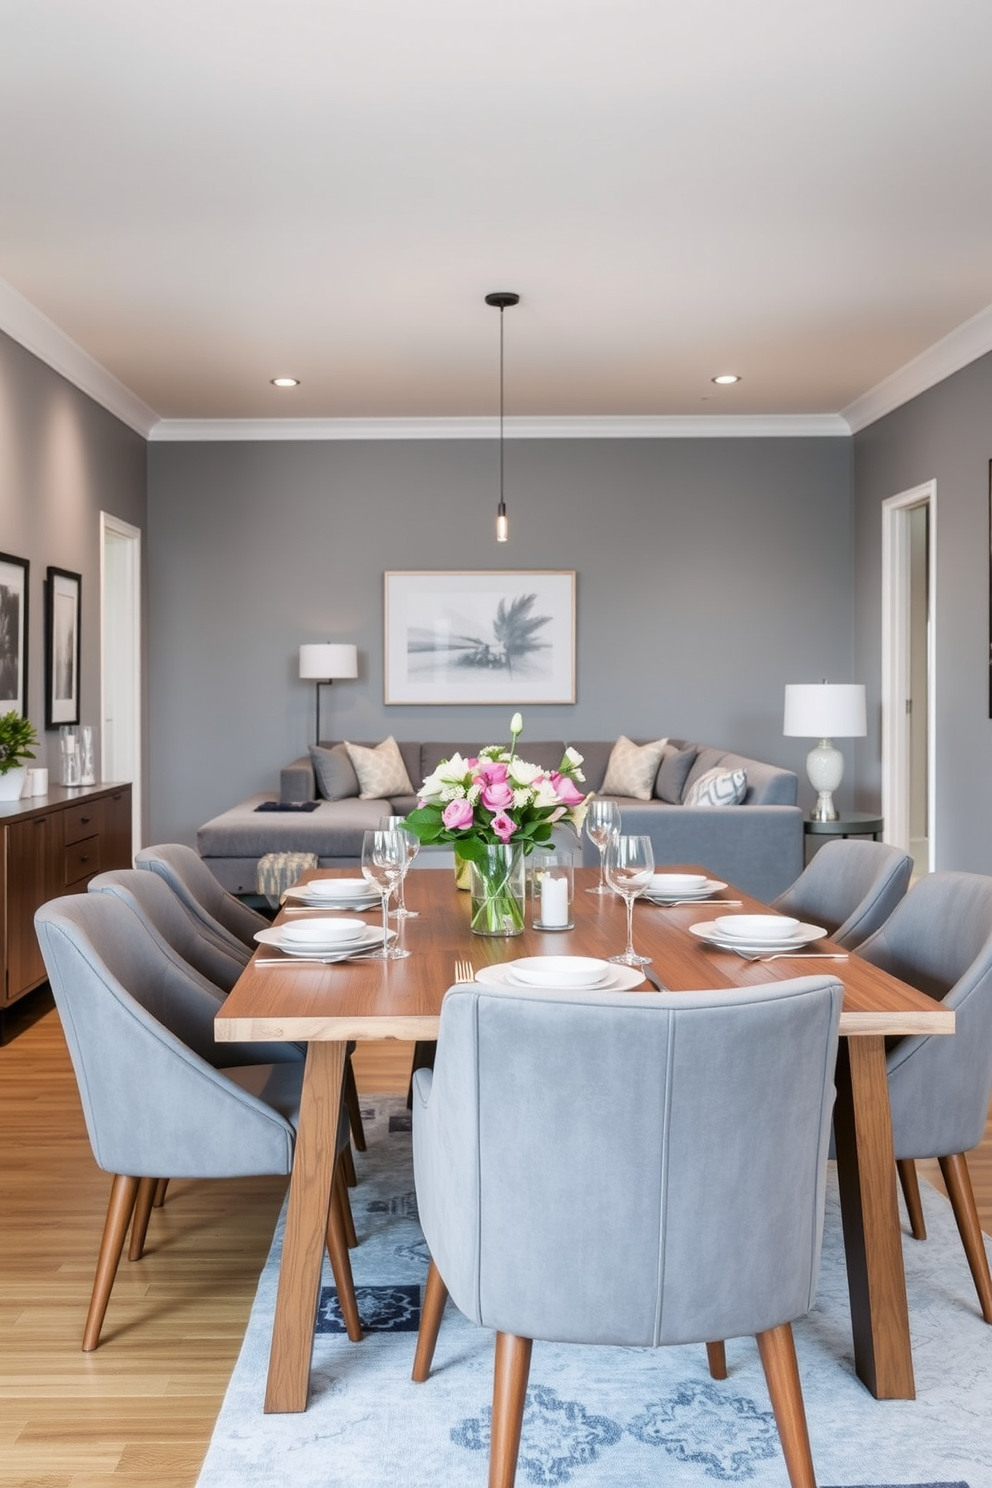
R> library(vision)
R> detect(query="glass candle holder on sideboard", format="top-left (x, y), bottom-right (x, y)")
top-left (59, 725), bottom-right (81, 786)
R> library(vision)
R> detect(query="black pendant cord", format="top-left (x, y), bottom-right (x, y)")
top-left (499, 303), bottom-right (505, 516)
top-left (485, 291), bottom-right (519, 541)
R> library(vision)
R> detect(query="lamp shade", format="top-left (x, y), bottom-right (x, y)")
top-left (299, 643), bottom-right (358, 681)
top-left (783, 683), bottom-right (866, 738)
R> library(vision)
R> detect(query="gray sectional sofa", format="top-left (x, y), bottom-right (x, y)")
top-left (196, 737), bottom-right (803, 902)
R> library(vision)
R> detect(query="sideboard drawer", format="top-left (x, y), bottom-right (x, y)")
top-left (63, 799), bottom-right (105, 846)
top-left (65, 835), bottom-right (101, 888)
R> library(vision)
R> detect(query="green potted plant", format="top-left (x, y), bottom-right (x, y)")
top-left (0, 710), bottom-right (39, 801)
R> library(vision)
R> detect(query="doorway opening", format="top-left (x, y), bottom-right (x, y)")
top-left (881, 482), bottom-right (935, 876)
top-left (100, 513), bottom-right (142, 855)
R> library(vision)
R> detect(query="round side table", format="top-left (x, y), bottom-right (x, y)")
top-left (804, 812), bottom-right (884, 843)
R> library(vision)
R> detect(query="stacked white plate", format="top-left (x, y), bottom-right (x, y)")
top-left (643, 874), bottom-right (727, 904)
top-left (689, 916), bottom-right (826, 953)
top-left (474, 955), bottom-right (647, 993)
top-left (254, 916), bottom-right (388, 958)
top-left (285, 877), bottom-right (379, 908)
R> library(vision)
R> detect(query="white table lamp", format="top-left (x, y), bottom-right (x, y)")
top-left (783, 682), bottom-right (866, 822)
top-left (299, 643), bottom-right (358, 743)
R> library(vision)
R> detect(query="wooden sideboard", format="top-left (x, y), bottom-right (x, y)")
top-left (1, 782), bottom-right (132, 1021)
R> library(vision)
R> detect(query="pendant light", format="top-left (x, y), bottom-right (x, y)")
top-left (485, 291), bottom-right (519, 541)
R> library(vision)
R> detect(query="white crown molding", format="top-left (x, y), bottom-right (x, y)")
top-left (0, 276), bottom-right (158, 437)
top-left (843, 300), bottom-right (992, 434)
top-left (148, 412), bottom-right (850, 442)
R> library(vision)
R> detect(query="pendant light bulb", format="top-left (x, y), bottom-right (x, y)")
top-left (485, 291), bottom-right (519, 543)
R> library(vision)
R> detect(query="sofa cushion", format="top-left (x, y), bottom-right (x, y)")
top-left (684, 765), bottom-right (748, 807)
top-left (601, 736), bottom-right (668, 801)
top-left (345, 737), bottom-right (415, 800)
top-left (655, 743), bottom-right (697, 803)
top-left (309, 743), bottom-right (359, 801)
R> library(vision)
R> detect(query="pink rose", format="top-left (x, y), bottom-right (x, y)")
top-left (550, 771), bottom-right (584, 806)
top-left (490, 811), bottom-right (517, 843)
top-left (442, 799), bottom-right (475, 830)
top-left (476, 760), bottom-right (508, 785)
top-left (481, 780), bottom-right (514, 811)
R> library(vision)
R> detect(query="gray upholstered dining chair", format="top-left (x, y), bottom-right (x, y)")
top-left (855, 870), bottom-right (992, 1323)
top-left (88, 867), bottom-right (252, 993)
top-left (771, 838), bottom-right (913, 949)
top-left (135, 845), bottom-right (367, 1156)
top-left (411, 976), bottom-right (844, 1488)
top-left (34, 893), bottom-right (361, 1351)
top-left (134, 842), bottom-right (268, 958)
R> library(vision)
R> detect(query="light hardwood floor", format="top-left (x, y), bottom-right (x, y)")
top-left (2, 991), bottom-right (990, 1488)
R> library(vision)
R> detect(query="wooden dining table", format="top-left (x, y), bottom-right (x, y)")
top-left (214, 865), bottom-right (954, 1414)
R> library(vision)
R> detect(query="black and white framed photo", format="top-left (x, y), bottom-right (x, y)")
top-left (45, 566), bottom-right (81, 727)
top-left (384, 570), bottom-right (576, 705)
top-left (0, 551), bottom-right (29, 715)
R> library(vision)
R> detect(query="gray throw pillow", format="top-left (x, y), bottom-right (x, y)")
top-left (309, 743), bottom-right (360, 801)
top-left (683, 765), bottom-right (747, 807)
top-left (655, 744), bottom-right (698, 803)
top-left (601, 735), bottom-right (668, 800)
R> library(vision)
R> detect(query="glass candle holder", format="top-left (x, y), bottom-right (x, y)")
top-left (531, 852), bottom-right (574, 931)
top-left (59, 725), bottom-right (81, 787)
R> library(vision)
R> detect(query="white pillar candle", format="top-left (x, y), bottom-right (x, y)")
top-left (540, 873), bottom-right (570, 928)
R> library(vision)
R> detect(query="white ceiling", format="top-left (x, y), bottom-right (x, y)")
top-left (2, 0), bottom-right (992, 436)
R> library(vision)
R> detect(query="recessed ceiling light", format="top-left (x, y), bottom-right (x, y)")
top-left (711, 373), bottom-right (741, 385)
top-left (270, 376), bottom-right (300, 388)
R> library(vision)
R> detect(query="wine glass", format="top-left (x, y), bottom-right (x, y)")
top-left (360, 830), bottom-right (411, 959)
top-left (584, 798), bottom-right (621, 894)
top-left (379, 815), bottom-right (420, 918)
top-left (604, 834), bottom-right (654, 966)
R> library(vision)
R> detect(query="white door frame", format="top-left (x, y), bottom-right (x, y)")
top-left (881, 480), bottom-right (936, 870)
top-left (100, 512), bottom-right (142, 853)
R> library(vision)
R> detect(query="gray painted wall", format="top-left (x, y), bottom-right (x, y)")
top-left (853, 349), bottom-right (992, 872)
top-left (0, 330), bottom-right (147, 784)
top-left (147, 435), bottom-right (854, 845)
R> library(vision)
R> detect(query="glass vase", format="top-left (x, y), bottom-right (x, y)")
top-left (469, 843), bottom-right (526, 936)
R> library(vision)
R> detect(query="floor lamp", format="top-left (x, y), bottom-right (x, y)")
top-left (299, 643), bottom-right (358, 744)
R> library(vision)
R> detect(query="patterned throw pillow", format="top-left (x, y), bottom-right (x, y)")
top-left (600, 735), bottom-right (669, 801)
top-left (344, 736), bottom-right (415, 800)
top-left (309, 744), bottom-right (359, 801)
top-left (683, 766), bottom-right (748, 807)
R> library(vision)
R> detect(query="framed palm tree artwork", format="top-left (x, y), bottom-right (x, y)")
top-left (384, 571), bottom-right (575, 705)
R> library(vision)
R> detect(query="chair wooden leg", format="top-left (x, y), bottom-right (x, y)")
top-left (343, 1053), bottom-right (367, 1152)
top-left (489, 1332), bottom-right (533, 1488)
top-left (412, 1257), bottom-right (449, 1382)
top-left (340, 1142), bottom-right (357, 1188)
top-left (325, 1167), bottom-right (363, 1342)
top-left (706, 1341), bottom-right (728, 1379)
top-left (334, 1160), bottom-right (358, 1249)
top-left (755, 1323), bottom-right (816, 1488)
top-left (938, 1152), bottom-right (992, 1323)
top-left (127, 1176), bottom-right (158, 1261)
top-left (152, 1177), bottom-right (169, 1208)
top-left (83, 1174), bottom-right (140, 1352)
top-left (897, 1158), bottom-right (927, 1240)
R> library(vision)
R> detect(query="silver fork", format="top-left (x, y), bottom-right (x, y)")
top-left (454, 957), bottom-right (476, 983)
top-left (733, 950), bottom-right (849, 963)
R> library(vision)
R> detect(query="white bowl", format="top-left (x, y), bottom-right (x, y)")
top-left (648, 873), bottom-right (708, 894)
top-left (281, 916), bottom-right (367, 945)
top-left (714, 914), bottom-right (800, 943)
top-left (306, 878), bottom-right (370, 899)
top-left (510, 956), bottom-right (610, 988)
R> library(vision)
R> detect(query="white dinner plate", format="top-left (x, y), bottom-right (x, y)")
top-left (689, 921), bottom-right (826, 954)
top-left (474, 962), bottom-right (647, 993)
top-left (254, 924), bottom-right (390, 958)
top-left (284, 885), bottom-right (380, 908)
top-left (643, 878), bottom-right (727, 904)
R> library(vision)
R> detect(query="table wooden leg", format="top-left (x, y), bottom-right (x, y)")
top-left (264, 1040), bottom-right (345, 1413)
top-left (833, 1036), bottom-right (915, 1399)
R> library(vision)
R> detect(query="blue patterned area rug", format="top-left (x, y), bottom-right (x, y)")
top-left (195, 1098), bottom-right (991, 1488)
